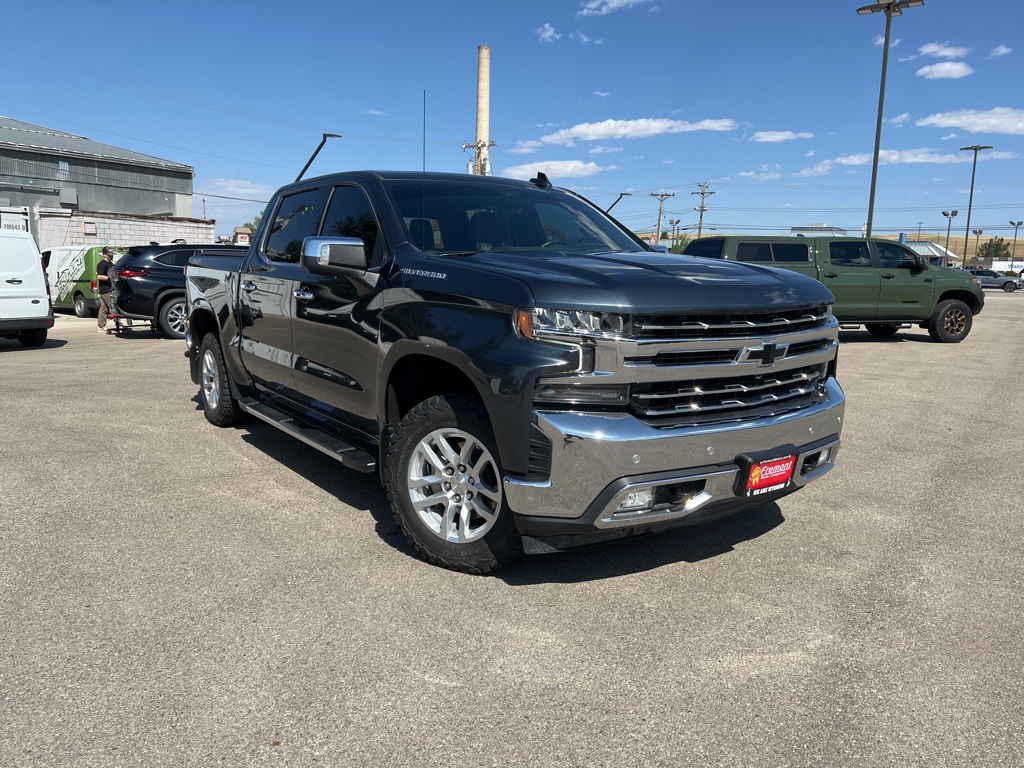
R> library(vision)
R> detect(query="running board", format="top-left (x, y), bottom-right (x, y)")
top-left (240, 398), bottom-right (377, 473)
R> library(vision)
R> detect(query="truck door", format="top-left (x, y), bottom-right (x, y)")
top-left (872, 241), bottom-right (934, 319)
top-left (821, 240), bottom-right (880, 320)
top-left (238, 185), bottom-right (329, 393)
top-left (289, 184), bottom-right (386, 435)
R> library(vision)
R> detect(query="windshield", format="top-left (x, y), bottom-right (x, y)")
top-left (387, 179), bottom-right (645, 256)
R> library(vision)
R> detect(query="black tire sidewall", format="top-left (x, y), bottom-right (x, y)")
top-left (159, 297), bottom-right (187, 338)
top-left (386, 394), bottom-right (520, 572)
top-left (198, 334), bottom-right (241, 426)
top-left (930, 300), bottom-right (971, 343)
top-left (73, 294), bottom-right (90, 318)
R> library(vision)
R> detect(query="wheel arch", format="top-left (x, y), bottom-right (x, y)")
top-left (938, 289), bottom-right (982, 314)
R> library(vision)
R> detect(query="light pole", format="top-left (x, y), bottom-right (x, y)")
top-left (296, 133), bottom-right (342, 182)
top-left (606, 192), bottom-right (632, 213)
top-left (857, 0), bottom-right (925, 237)
top-left (942, 210), bottom-right (958, 261)
top-left (1010, 220), bottom-right (1023, 268)
top-left (959, 144), bottom-right (992, 267)
top-left (668, 218), bottom-right (680, 249)
top-left (972, 229), bottom-right (983, 266)
top-left (202, 197), bottom-right (207, 219)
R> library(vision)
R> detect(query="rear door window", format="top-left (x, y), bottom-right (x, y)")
top-left (736, 242), bottom-right (772, 262)
top-left (828, 242), bottom-right (873, 267)
top-left (772, 242), bottom-right (810, 262)
top-left (682, 239), bottom-right (725, 258)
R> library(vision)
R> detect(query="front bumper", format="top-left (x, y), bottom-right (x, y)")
top-left (505, 377), bottom-right (844, 547)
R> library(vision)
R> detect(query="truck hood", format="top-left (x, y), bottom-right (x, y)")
top-left (458, 250), bottom-right (834, 312)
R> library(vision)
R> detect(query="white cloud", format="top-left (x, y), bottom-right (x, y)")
top-left (920, 42), bottom-right (971, 59)
top-left (577, 0), bottom-right (652, 16)
top-left (739, 170), bottom-right (782, 181)
top-left (874, 35), bottom-right (900, 47)
top-left (571, 31), bottom-right (604, 44)
top-left (539, 117), bottom-right (737, 146)
top-left (751, 130), bottom-right (813, 143)
top-left (502, 160), bottom-right (613, 180)
top-left (535, 23), bottom-right (561, 43)
top-left (990, 45), bottom-right (1012, 57)
top-left (940, 132), bottom-right (958, 140)
top-left (917, 107), bottom-right (1024, 135)
top-left (510, 140), bottom-right (544, 154)
top-left (593, 91), bottom-right (610, 97)
top-left (204, 178), bottom-right (275, 198)
top-left (589, 145), bottom-right (623, 154)
top-left (890, 113), bottom-right (911, 126)
top-left (916, 61), bottom-right (974, 79)
top-left (835, 148), bottom-right (1016, 166)
top-left (364, 109), bottom-right (387, 116)
top-left (793, 160), bottom-right (834, 177)
top-left (804, 150), bottom-right (816, 157)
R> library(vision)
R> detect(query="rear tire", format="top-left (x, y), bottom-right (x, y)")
top-left (73, 293), bottom-right (92, 318)
top-left (199, 333), bottom-right (245, 426)
top-left (865, 323), bottom-right (900, 337)
top-left (927, 299), bottom-right (972, 343)
top-left (385, 393), bottom-right (521, 573)
top-left (158, 297), bottom-right (188, 339)
top-left (18, 329), bottom-right (47, 347)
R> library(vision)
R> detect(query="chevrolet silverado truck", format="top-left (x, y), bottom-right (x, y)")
top-left (683, 235), bottom-right (985, 342)
top-left (186, 171), bottom-right (845, 573)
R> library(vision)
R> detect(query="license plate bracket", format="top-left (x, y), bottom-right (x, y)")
top-left (734, 445), bottom-right (798, 497)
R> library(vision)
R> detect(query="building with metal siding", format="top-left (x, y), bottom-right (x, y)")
top-left (0, 116), bottom-right (193, 217)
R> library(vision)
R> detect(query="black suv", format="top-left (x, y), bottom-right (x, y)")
top-left (111, 243), bottom-right (246, 338)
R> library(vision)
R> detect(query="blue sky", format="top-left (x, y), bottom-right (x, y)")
top-left (4, 0), bottom-right (1022, 242)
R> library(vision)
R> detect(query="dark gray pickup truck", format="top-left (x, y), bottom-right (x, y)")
top-left (186, 170), bottom-right (845, 572)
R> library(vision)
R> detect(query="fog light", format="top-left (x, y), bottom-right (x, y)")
top-left (615, 488), bottom-right (654, 513)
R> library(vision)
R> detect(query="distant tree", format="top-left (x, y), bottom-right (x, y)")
top-left (242, 209), bottom-right (263, 234)
top-left (979, 236), bottom-right (1010, 262)
top-left (670, 236), bottom-right (691, 255)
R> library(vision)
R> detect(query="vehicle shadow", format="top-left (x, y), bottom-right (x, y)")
top-left (203, 404), bottom-right (788, 580)
top-left (497, 503), bottom-right (784, 585)
top-left (838, 329), bottom-right (933, 344)
top-left (0, 336), bottom-right (69, 351)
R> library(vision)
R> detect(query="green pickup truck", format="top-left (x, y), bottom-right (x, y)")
top-left (683, 235), bottom-right (985, 342)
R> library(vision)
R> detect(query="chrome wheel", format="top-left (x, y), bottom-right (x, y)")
top-left (166, 301), bottom-right (187, 336)
top-left (406, 428), bottom-right (502, 543)
top-left (201, 348), bottom-right (220, 411)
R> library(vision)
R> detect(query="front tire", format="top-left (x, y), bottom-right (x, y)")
top-left (385, 394), bottom-right (521, 573)
top-left (928, 299), bottom-right (972, 343)
top-left (199, 333), bottom-right (245, 426)
top-left (865, 323), bottom-right (900, 337)
top-left (18, 329), bottom-right (47, 347)
top-left (1003, 282), bottom-right (1017, 293)
top-left (158, 297), bottom-right (188, 339)
top-left (73, 293), bottom-right (92, 318)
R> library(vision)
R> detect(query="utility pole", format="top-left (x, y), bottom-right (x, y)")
top-left (692, 182), bottom-right (715, 237)
top-left (649, 192), bottom-right (675, 244)
top-left (463, 45), bottom-right (495, 175)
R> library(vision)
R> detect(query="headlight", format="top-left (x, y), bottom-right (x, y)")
top-left (515, 307), bottom-right (626, 339)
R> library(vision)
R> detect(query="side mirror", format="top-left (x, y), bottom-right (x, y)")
top-left (300, 236), bottom-right (368, 274)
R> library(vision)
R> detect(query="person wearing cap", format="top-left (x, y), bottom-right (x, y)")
top-left (96, 246), bottom-right (116, 333)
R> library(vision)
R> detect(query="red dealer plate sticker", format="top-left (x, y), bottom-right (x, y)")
top-left (745, 455), bottom-right (797, 496)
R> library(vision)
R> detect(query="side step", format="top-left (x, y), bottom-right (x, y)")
top-left (240, 398), bottom-right (377, 473)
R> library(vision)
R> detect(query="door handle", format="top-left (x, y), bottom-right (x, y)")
top-left (881, 273), bottom-right (895, 279)
top-left (293, 289), bottom-right (314, 302)
top-left (823, 272), bottom-right (838, 279)
top-left (241, 281), bottom-right (257, 292)
top-left (6, 278), bottom-right (23, 284)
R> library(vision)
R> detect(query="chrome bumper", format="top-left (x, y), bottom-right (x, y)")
top-left (504, 377), bottom-right (844, 525)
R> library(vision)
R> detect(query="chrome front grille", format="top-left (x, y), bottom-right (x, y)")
top-left (629, 363), bottom-right (829, 427)
top-left (633, 306), bottom-right (830, 340)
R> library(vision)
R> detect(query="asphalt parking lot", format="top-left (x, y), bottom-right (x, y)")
top-left (2, 295), bottom-right (1022, 767)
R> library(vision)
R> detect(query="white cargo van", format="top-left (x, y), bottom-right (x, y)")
top-left (0, 229), bottom-right (54, 347)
